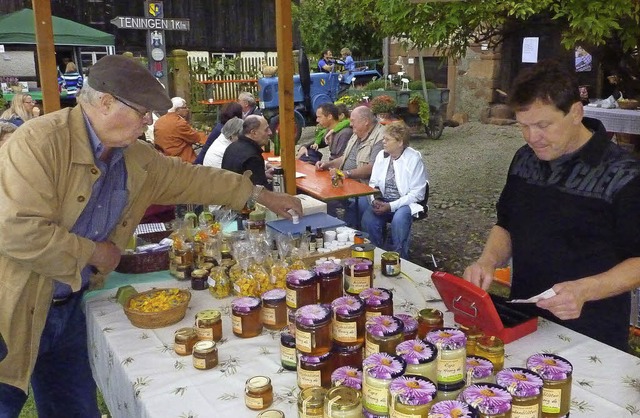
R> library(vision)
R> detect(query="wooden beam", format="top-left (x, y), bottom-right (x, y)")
top-left (33, 0), bottom-right (60, 113)
top-left (275, 0), bottom-right (296, 195)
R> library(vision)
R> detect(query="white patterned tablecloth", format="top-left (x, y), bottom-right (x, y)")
top-left (584, 106), bottom-right (640, 135)
top-left (85, 249), bottom-right (640, 417)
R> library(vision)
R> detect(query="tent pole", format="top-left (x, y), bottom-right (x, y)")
top-left (33, 0), bottom-right (60, 113)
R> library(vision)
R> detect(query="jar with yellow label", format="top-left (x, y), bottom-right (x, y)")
top-left (298, 351), bottom-right (334, 389)
top-left (331, 295), bottom-right (366, 346)
top-left (174, 327), bottom-right (198, 356)
top-left (466, 355), bottom-right (495, 385)
top-left (343, 258), bottom-right (374, 295)
top-left (380, 251), bottom-right (401, 277)
top-left (526, 353), bottom-right (572, 418)
top-left (496, 367), bottom-right (543, 418)
top-left (192, 340), bottom-right (218, 370)
top-left (280, 326), bottom-right (297, 371)
top-left (460, 324), bottom-right (484, 356)
top-left (331, 366), bottom-right (363, 390)
top-left (325, 386), bottom-right (363, 418)
top-left (389, 374), bottom-right (437, 417)
top-left (362, 353), bottom-right (407, 415)
top-left (297, 386), bottom-right (327, 417)
top-left (231, 296), bottom-right (262, 338)
top-left (395, 313), bottom-right (418, 341)
top-left (396, 339), bottom-right (438, 383)
top-left (295, 304), bottom-right (333, 355)
top-left (245, 375), bottom-right (273, 410)
top-left (476, 335), bottom-right (505, 372)
top-left (207, 266), bottom-right (231, 299)
top-left (286, 269), bottom-right (318, 309)
top-left (261, 288), bottom-right (287, 330)
top-left (416, 308), bottom-right (444, 340)
top-left (332, 343), bottom-right (363, 370)
top-left (426, 328), bottom-right (467, 390)
top-left (365, 315), bottom-right (405, 358)
top-left (195, 309), bottom-right (222, 342)
top-left (360, 288), bottom-right (394, 320)
top-left (315, 261), bottom-right (344, 304)
top-left (460, 383), bottom-right (513, 417)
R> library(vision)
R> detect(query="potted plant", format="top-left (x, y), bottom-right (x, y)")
top-left (1, 76), bottom-right (21, 94)
top-left (408, 93), bottom-right (430, 125)
top-left (369, 95), bottom-right (397, 120)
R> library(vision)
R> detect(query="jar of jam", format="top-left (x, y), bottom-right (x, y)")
top-left (207, 266), bottom-right (231, 299)
top-left (192, 340), bottom-right (218, 370)
top-left (331, 366), bottom-right (363, 390)
top-left (396, 339), bottom-right (438, 383)
top-left (190, 268), bottom-right (209, 290)
top-left (315, 261), bottom-right (344, 304)
top-left (325, 386), bottom-right (363, 418)
top-left (380, 251), bottom-right (401, 277)
top-left (245, 375), bottom-right (273, 410)
top-left (389, 374), bottom-right (437, 417)
top-left (256, 410), bottom-right (285, 418)
top-left (426, 328), bottom-right (467, 389)
top-left (332, 343), bottom-right (363, 370)
top-left (362, 353), bottom-right (407, 415)
top-left (295, 304), bottom-right (333, 355)
top-left (526, 353), bottom-right (573, 418)
top-left (476, 335), bottom-right (505, 372)
top-left (365, 315), bottom-right (405, 358)
top-left (298, 351), bottom-right (334, 389)
top-left (460, 383), bottom-right (513, 417)
top-left (174, 327), bottom-right (197, 356)
top-left (286, 269), bottom-right (318, 309)
top-left (331, 295), bottom-right (366, 346)
top-left (496, 367), bottom-right (543, 418)
top-left (467, 355), bottom-right (495, 385)
top-left (428, 399), bottom-right (477, 418)
top-left (395, 313), bottom-right (418, 340)
top-left (231, 296), bottom-right (263, 338)
top-left (261, 288), bottom-right (287, 330)
top-left (460, 324), bottom-right (484, 356)
top-left (280, 326), bottom-right (297, 371)
top-left (416, 308), bottom-right (444, 340)
top-left (360, 288), bottom-right (394, 320)
top-left (298, 386), bottom-right (327, 417)
top-left (195, 309), bottom-right (223, 342)
top-left (343, 257), bottom-right (374, 295)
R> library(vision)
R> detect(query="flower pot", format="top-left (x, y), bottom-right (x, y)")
top-left (408, 102), bottom-right (419, 114)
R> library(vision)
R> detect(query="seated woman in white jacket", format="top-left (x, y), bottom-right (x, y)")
top-left (361, 122), bottom-right (428, 258)
top-left (202, 117), bottom-right (243, 168)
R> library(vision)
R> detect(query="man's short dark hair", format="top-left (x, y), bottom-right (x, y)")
top-left (508, 59), bottom-right (580, 114)
top-left (317, 103), bottom-right (339, 120)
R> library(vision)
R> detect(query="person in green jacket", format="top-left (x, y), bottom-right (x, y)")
top-left (297, 103), bottom-right (352, 164)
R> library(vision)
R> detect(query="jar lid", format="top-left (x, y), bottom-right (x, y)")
top-left (496, 367), bottom-right (543, 397)
top-left (325, 386), bottom-right (362, 410)
top-left (331, 295), bottom-right (365, 316)
top-left (256, 410), bottom-right (285, 418)
top-left (363, 353), bottom-right (406, 379)
top-left (418, 308), bottom-right (443, 323)
top-left (425, 328), bottom-right (467, 350)
top-left (396, 339), bottom-right (437, 364)
top-left (196, 309), bottom-right (221, 322)
top-left (331, 366), bottom-right (363, 390)
top-left (231, 296), bottom-right (261, 312)
top-left (389, 374), bottom-right (437, 406)
top-left (429, 400), bottom-right (475, 417)
top-left (193, 340), bottom-right (216, 354)
top-left (381, 251), bottom-right (400, 261)
top-left (314, 261), bottom-right (343, 276)
top-left (526, 353), bottom-right (573, 380)
top-left (191, 268), bottom-right (208, 278)
top-left (295, 304), bottom-right (331, 326)
top-left (343, 257), bottom-right (373, 271)
top-left (262, 288), bottom-right (286, 302)
top-left (365, 315), bottom-right (404, 337)
top-left (298, 386), bottom-right (327, 409)
top-left (461, 383), bottom-right (512, 414)
top-left (477, 335), bottom-right (504, 351)
top-left (174, 327), bottom-right (197, 338)
top-left (359, 288), bottom-right (392, 305)
top-left (246, 375), bottom-right (271, 390)
top-left (395, 313), bottom-right (418, 334)
top-left (466, 355), bottom-right (494, 379)
top-left (299, 351), bottom-right (333, 364)
top-left (249, 209), bottom-right (265, 221)
top-left (363, 409), bottom-right (388, 418)
top-left (286, 269), bottom-right (317, 285)
top-left (280, 326), bottom-right (295, 343)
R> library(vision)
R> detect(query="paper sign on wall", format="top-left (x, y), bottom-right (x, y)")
top-left (0, 45), bottom-right (5, 53)
top-left (522, 37), bottom-right (539, 63)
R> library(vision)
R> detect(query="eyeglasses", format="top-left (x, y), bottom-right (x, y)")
top-left (113, 96), bottom-right (150, 118)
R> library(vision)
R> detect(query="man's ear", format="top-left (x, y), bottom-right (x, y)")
top-left (569, 101), bottom-right (584, 125)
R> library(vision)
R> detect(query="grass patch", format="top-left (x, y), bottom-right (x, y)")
top-left (20, 389), bottom-right (109, 417)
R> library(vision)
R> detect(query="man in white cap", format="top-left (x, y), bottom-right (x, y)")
top-left (154, 96), bottom-right (207, 163)
top-left (0, 54), bottom-right (301, 417)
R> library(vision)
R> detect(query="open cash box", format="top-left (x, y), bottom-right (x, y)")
top-left (431, 271), bottom-right (538, 343)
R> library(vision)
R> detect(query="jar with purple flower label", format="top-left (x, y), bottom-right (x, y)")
top-left (331, 295), bottom-right (366, 345)
top-left (325, 386), bottom-right (363, 418)
top-left (343, 257), bottom-right (374, 295)
top-left (360, 288), bottom-right (394, 320)
top-left (362, 353), bottom-right (407, 415)
top-left (428, 400), bottom-right (478, 418)
top-left (425, 328), bottom-right (467, 389)
top-left (286, 269), bottom-right (318, 309)
top-left (526, 354), bottom-right (572, 418)
top-left (296, 304), bottom-right (333, 355)
top-left (460, 383), bottom-right (512, 417)
top-left (261, 288), bottom-right (287, 330)
top-left (231, 296), bottom-right (262, 338)
top-left (389, 374), bottom-right (437, 417)
top-left (333, 343), bottom-right (363, 369)
top-left (315, 261), bottom-right (344, 304)
top-left (395, 313), bottom-right (418, 340)
top-left (466, 355), bottom-right (495, 385)
top-left (365, 315), bottom-right (405, 358)
top-left (298, 351), bottom-right (334, 389)
top-left (496, 367), bottom-right (543, 418)
top-left (396, 339), bottom-right (438, 383)
top-left (331, 365), bottom-right (363, 390)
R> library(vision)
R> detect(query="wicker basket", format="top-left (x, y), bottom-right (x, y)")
top-left (618, 99), bottom-right (639, 110)
top-left (123, 288), bottom-right (191, 329)
top-left (115, 231), bottom-right (172, 274)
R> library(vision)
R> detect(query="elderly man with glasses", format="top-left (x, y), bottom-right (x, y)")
top-left (154, 96), bottom-right (207, 163)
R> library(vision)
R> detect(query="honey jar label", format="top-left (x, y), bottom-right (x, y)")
top-left (362, 381), bottom-right (390, 413)
top-left (333, 321), bottom-right (358, 342)
top-left (296, 330), bottom-right (312, 352)
top-left (245, 394), bottom-right (264, 409)
top-left (347, 275), bottom-right (371, 293)
top-left (174, 343), bottom-right (187, 355)
top-left (196, 328), bottom-right (213, 340)
top-left (365, 340), bottom-right (380, 358)
top-left (280, 345), bottom-right (296, 365)
top-left (511, 403), bottom-right (540, 418)
top-left (286, 288), bottom-right (297, 308)
top-left (383, 264), bottom-right (400, 276)
top-left (437, 358), bottom-right (464, 383)
top-left (193, 357), bottom-right (207, 369)
top-left (365, 311), bottom-right (382, 321)
top-left (297, 368), bottom-right (321, 388)
top-left (262, 307), bottom-right (276, 325)
top-left (232, 315), bottom-right (242, 334)
top-left (541, 388), bottom-right (562, 413)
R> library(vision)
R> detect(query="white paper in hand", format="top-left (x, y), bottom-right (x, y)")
top-left (508, 288), bottom-right (556, 304)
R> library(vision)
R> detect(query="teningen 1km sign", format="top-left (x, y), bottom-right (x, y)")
top-left (110, 16), bottom-right (190, 31)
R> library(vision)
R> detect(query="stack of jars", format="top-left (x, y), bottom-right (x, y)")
top-left (173, 308), bottom-right (223, 371)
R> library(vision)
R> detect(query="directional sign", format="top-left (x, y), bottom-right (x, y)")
top-left (110, 16), bottom-right (190, 31)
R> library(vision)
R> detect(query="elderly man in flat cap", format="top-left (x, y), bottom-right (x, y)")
top-left (0, 55), bottom-right (301, 417)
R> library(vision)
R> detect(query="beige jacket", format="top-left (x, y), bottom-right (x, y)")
top-left (0, 106), bottom-right (254, 392)
top-left (338, 122), bottom-right (384, 183)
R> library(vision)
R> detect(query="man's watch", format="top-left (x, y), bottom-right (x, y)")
top-left (345, 170), bottom-right (352, 179)
top-left (247, 185), bottom-right (264, 208)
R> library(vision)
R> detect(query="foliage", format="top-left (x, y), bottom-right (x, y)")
top-left (409, 93), bottom-right (430, 125)
top-left (335, 91), bottom-right (366, 108)
top-left (363, 79), bottom-right (387, 91)
top-left (408, 80), bottom-right (436, 91)
top-left (0, 76), bottom-right (19, 86)
top-left (369, 95), bottom-right (397, 115)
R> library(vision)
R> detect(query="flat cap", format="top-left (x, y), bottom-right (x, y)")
top-left (87, 55), bottom-right (172, 112)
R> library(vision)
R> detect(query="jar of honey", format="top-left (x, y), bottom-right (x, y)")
top-left (261, 288), bottom-right (287, 330)
top-left (396, 339), bottom-right (438, 383)
top-left (331, 295), bottom-right (366, 346)
top-left (195, 309), bottom-right (223, 342)
top-left (362, 353), bottom-right (407, 415)
top-left (286, 269), bottom-right (318, 309)
top-left (460, 324), bottom-right (484, 356)
top-left (315, 261), bottom-right (344, 304)
top-left (298, 386), bottom-right (327, 417)
top-left (279, 326), bottom-right (297, 371)
top-left (395, 313), bottom-right (418, 340)
top-left (466, 355), bottom-right (495, 385)
top-left (360, 288), bottom-right (394, 320)
top-left (245, 376), bottom-right (273, 410)
top-left (426, 328), bottom-right (467, 390)
top-left (343, 257), bottom-right (374, 295)
top-left (256, 410), bottom-right (285, 418)
top-left (332, 343), bottom-right (363, 370)
top-left (295, 304), bottom-right (333, 356)
top-left (380, 251), bottom-right (401, 277)
top-left (365, 315), bottom-right (405, 358)
top-left (526, 353), bottom-right (573, 418)
top-left (325, 386), bottom-right (363, 418)
top-left (231, 296), bottom-right (263, 338)
top-left (173, 327), bottom-right (197, 356)
top-left (460, 383), bottom-right (513, 417)
top-left (298, 351), bottom-right (334, 389)
top-left (192, 340), bottom-right (218, 370)
top-left (331, 366), bottom-right (363, 390)
top-left (476, 335), bottom-right (505, 372)
top-left (496, 367), bottom-right (543, 418)
top-left (416, 308), bottom-right (444, 340)
top-left (389, 374), bottom-right (437, 417)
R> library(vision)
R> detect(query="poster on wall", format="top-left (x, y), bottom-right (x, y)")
top-left (522, 37), bottom-right (539, 63)
top-left (574, 46), bottom-right (592, 72)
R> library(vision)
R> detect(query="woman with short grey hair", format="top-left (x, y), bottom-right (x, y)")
top-left (202, 117), bottom-right (243, 168)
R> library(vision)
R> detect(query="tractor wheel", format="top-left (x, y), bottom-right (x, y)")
top-left (425, 111), bottom-right (444, 139)
top-left (269, 111), bottom-right (305, 144)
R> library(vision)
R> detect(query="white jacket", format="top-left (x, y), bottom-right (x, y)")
top-left (369, 147), bottom-right (428, 216)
